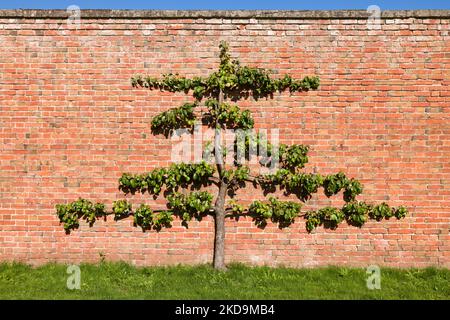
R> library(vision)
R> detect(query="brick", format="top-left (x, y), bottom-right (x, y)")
top-left (0, 10), bottom-right (448, 268)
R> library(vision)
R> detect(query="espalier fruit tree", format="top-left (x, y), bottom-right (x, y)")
top-left (56, 42), bottom-right (407, 270)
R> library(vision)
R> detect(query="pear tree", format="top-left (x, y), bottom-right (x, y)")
top-left (56, 42), bottom-right (407, 270)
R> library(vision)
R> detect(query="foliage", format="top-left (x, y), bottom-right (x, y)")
top-left (151, 211), bottom-right (174, 230)
top-left (305, 201), bottom-right (409, 232)
top-left (269, 197), bottom-right (302, 226)
top-left (286, 173), bottom-right (324, 200)
top-left (133, 204), bottom-right (153, 230)
top-left (342, 201), bottom-right (372, 227)
top-left (118, 161), bottom-right (215, 195)
top-left (257, 170), bottom-right (324, 199)
top-left (369, 202), bottom-right (392, 221)
top-left (394, 206), bottom-right (408, 219)
top-left (258, 169), bottom-right (363, 203)
top-left (305, 207), bottom-right (345, 232)
top-left (257, 168), bottom-right (290, 190)
top-left (203, 99), bottom-right (254, 129)
top-left (323, 172), bottom-right (348, 197)
top-left (249, 197), bottom-right (301, 228)
top-left (227, 199), bottom-right (244, 215)
top-left (248, 201), bottom-right (272, 227)
top-left (279, 144), bottom-right (309, 170)
top-left (223, 165), bottom-right (250, 185)
top-left (112, 199), bottom-right (132, 220)
top-left (368, 203), bottom-right (407, 221)
top-left (56, 198), bottom-right (106, 232)
top-left (151, 102), bottom-right (197, 135)
top-left (323, 172), bottom-right (363, 201)
top-left (167, 191), bottom-right (213, 222)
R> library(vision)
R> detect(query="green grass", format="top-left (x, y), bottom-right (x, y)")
top-left (0, 262), bottom-right (448, 299)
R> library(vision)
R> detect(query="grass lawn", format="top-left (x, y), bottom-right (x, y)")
top-left (0, 262), bottom-right (448, 300)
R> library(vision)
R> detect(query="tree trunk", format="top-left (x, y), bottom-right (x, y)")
top-left (212, 88), bottom-right (227, 270)
top-left (213, 181), bottom-right (227, 270)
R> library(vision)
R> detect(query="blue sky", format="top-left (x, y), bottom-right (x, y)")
top-left (0, 0), bottom-right (448, 10)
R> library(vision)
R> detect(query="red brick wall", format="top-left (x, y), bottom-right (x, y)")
top-left (0, 10), bottom-right (449, 268)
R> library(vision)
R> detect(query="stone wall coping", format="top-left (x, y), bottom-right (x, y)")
top-left (0, 9), bottom-right (448, 20)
